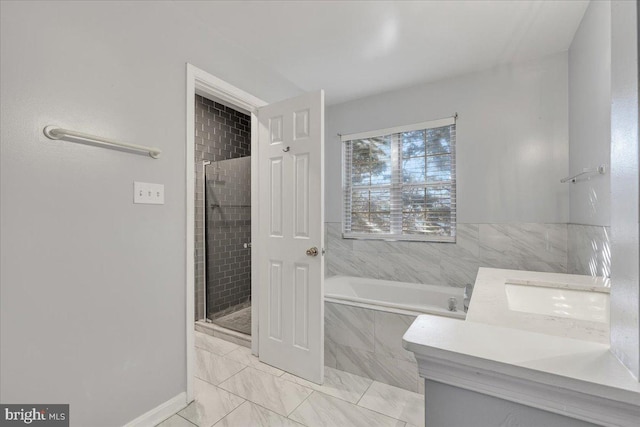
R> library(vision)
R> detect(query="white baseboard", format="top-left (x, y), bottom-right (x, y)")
top-left (124, 392), bottom-right (188, 427)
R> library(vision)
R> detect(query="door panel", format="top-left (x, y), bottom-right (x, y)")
top-left (293, 264), bottom-right (309, 350)
top-left (270, 158), bottom-right (283, 236)
top-left (268, 261), bottom-right (283, 341)
top-left (258, 90), bottom-right (324, 384)
top-left (293, 154), bottom-right (310, 238)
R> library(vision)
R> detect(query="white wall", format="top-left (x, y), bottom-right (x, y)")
top-left (609, 0), bottom-right (640, 380)
top-left (0, 1), bottom-right (300, 426)
top-left (325, 52), bottom-right (569, 224)
top-left (568, 0), bottom-right (611, 226)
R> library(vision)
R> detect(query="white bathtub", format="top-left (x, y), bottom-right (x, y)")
top-left (325, 275), bottom-right (466, 319)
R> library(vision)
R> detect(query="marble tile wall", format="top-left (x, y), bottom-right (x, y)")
top-left (567, 224), bottom-right (611, 277)
top-left (325, 222), bottom-right (569, 287)
top-left (323, 223), bottom-right (610, 394)
top-left (325, 301), bottom-right (421, 393)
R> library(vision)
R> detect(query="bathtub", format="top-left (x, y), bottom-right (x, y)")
top-left (323, 275), bottom-right (466, 393)
top-left (324, 275), bottom-right (466, 319)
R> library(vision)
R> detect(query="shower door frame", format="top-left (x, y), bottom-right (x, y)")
top-left (185, 63), bottom-right (266, 402)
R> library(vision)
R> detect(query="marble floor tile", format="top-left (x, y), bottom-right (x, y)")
top-left (223, 346), bottom-right (284, 377)
top-left (325, 303), bottom-right (375, 352)
top-left (217, 367), bottom-right (312, 417)
top-left (195, 347), bottom-right (245, 385)
top-left (289, 391), bottom-right (405, 427)
top-left (178, 378), bottom-right (244, 427)
top-left (358, 381), bottom-right (424, 426)
top-left (281, 366), bottom-right (373, 403)
top-left (155, 414), bottom-right (196, 427)
top-left (194, 331), bottom-right (239, 356)
top-left (212, 328), bottom-right (251, 349)
top-left (213, 401), bottom-right (304, 427)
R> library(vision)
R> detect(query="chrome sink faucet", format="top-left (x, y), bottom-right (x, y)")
top-left (464, 283), bottom-right (474, 313)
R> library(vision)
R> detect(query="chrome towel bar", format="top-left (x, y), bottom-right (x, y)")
top-left (560, 164), bottom-right (606, 183)
top-left (43, 125), bottom-right (162, 159)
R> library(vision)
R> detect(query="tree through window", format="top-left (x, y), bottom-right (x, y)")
top-left (342, 118), bottom-right (456, 242)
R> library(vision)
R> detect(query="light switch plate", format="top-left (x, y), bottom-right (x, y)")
top-left (134, 182), bottom-right (165, 205)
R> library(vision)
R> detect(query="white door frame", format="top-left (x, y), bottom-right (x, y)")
top-left (185, 63), bottom-right (266, 401)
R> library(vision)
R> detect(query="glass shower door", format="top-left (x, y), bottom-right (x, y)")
top-left (204, 156), bottom-right (252, 334)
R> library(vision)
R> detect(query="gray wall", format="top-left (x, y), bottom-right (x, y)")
top-left (610, 0), bottom-right (640, 380)
top-left (568, 0), bottom-right (611, 228)
top-left (326, 52), bottom-right (569, 224)
top-left (325, 53), bottom-right (571, 286)
top-left (566, 0), bottom-right (612, 278)
top-left (194, 96), bottom-right (251, 320)
top-left (0, 2), bottom-right (299, 426)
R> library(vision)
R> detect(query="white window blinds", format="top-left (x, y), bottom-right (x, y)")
top-left (342, 118), bottom-right (456, 242)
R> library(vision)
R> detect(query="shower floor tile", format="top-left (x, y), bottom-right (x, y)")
top-left (212, 306), bottom-right (251, 335)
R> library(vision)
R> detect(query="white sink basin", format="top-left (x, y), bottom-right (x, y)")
top-left (504, 283), bottom-right (609, 323)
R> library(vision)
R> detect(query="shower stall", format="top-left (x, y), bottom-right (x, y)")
top-left (193, 94), bottom-right (253, 338)
top-left (204, 157), bottom-right (252, 335)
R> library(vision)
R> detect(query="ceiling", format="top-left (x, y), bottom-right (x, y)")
top-left (180, 0), bottom-right (589, 105)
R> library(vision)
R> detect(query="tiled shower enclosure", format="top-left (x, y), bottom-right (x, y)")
top-left (206, 157), bottom-right (252, 317)
top-left (194, 94), bottom-right (251, 322)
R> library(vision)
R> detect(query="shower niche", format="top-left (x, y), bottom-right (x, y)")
top-left (194, 94), bottom-right (252, 337)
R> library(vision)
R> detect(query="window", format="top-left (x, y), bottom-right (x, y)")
top-left (342, 118), bottom-right (456, 242)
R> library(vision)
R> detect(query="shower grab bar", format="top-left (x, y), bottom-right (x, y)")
top-left (560, 164), bottom-right (606, 183)
top-left (43, 125), bottom-right (162, 159)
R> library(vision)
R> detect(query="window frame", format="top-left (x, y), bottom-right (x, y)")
top-left (341, 117), bottom-right (457, 243)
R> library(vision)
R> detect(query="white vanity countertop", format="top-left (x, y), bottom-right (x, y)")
top-left (403, 315), bottom-right (640, 405)
top-left (466, 268), bottom-right (610, 344)
top-left (403, 267), bottom-right (640, 413)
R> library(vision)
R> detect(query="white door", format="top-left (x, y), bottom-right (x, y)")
top-left (257, 90), bottom-right (324, 384)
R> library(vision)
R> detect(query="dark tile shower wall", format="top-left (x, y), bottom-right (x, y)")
top-left (194, 95), bottom-right (251, 320)
top-left (207, 157), bottom-right (251, 316)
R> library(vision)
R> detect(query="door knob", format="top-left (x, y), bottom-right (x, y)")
top-left (306, 247), bottom-right (318, 257)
